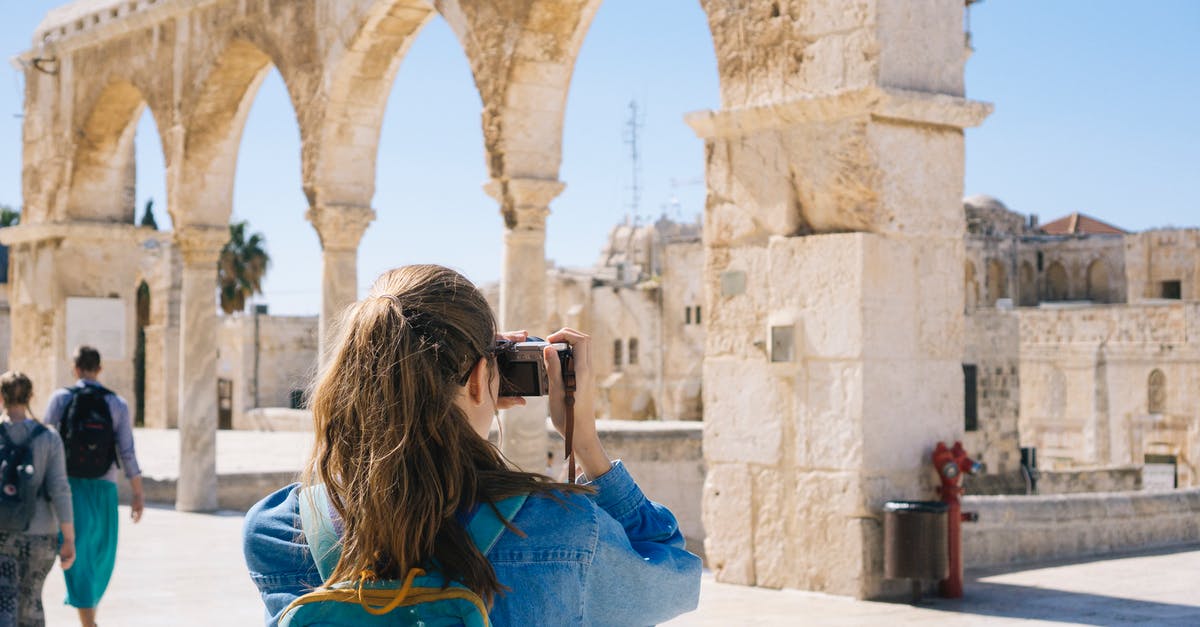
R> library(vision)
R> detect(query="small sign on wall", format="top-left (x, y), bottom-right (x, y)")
top-left (1143, 453), bottom-right (1178, 491)
top-left (65, 297), bottom-right (126, 360)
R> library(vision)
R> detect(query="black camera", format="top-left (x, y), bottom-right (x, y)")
top-left (496, 337), bottom-right (571, 397)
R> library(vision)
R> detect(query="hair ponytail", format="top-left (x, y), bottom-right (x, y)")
top-left (304, 265), bottom-right (585, 605)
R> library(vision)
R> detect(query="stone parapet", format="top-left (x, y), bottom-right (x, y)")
top-left (963, 489), bottom-right (1200, 568)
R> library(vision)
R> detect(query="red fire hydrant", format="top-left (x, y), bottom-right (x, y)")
top-left (931, 441), bottom-right (982, 598)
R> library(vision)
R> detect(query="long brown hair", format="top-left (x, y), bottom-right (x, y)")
top-left (304, 265), bottom-right (582, 604)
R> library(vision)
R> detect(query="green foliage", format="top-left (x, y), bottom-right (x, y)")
top-left (0, 205), bottom-right (19, 228)
top-left (139, 199), bottom-right (159, 230)
top-left (218, 221), bottom-right (271, 315)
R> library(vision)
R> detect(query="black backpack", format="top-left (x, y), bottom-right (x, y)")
top-left (0, 422), bottom-right (48, 532)
top-left (61, 384), bottom-right (118, 479)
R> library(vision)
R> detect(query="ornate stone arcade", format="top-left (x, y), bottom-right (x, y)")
top-left (5, 0), bottom-right (989, 598)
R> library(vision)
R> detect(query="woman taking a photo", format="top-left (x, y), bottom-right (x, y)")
top-left (0, 371), bottom-right (75, 627)
top-left (243, 265), bottom-right (700, 626)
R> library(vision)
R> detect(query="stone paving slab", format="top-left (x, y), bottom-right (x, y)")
top-left (36, 503), bottom-right (1200, 626)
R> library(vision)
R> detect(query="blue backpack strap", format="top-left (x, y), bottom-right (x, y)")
top-left (299, 487), bottom-right (527, 580)
top-left (298, 485), bottom-right (341, 581)
top-left (467, 494), bottom-right (527, 555)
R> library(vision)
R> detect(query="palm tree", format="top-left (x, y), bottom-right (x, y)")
top-left (218, 221), bottom-right (270, 315)
top-left (0, 205), bottom-right (19, 227)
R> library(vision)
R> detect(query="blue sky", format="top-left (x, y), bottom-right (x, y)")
top-left (1, 1), bottom-right (1196, 315)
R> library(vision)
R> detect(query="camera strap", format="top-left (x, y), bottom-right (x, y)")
top-left (562, 352), bottom-right (577, 483)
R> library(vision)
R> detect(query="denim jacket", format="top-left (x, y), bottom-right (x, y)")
top-left (242, 461), bottom-right (702, 626)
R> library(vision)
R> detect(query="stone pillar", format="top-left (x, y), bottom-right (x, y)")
top-left (307, 205), bottom-right (375, 359)
top-left (486, 178), bottom-right (565, 473)
top-left (688, 86), bottom-right (990, 598)
top-left (174, 225), bottom-right (228, 513)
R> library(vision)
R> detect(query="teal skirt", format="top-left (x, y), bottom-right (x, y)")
top-left (62, 478), bottom-right (118, 608)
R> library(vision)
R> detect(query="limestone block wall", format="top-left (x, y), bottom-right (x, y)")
top-left (1019, 303), bottom-right (1200, 486)
top-left (660, 241), bottom-right (705, 421)
top-left (1124, 229), bottom-right (1200, 302)
top-left (963, 489), bottom-right (1200, 568)
top-left (963, 310), bottom-right (1021, 476)
top-left (1037, 466), bottom-right (1141, 494)
top-left (218, 314), bottom-right (318, 429)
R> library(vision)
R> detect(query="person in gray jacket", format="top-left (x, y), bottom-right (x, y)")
top-left (0, 371), bottom-right (75, 627)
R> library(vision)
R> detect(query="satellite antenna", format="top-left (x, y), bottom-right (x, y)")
top-left (623, 100), bottom-right (644, 224)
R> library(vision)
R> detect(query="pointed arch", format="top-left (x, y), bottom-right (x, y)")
top-left (175, 39), bottom-right (300, 227)
top-left (985, 258), bottom-right (1008, 306)
top-left (307, 0), bottom-right (438, 208)
top-left (1019, 261), bottom-right (1037, 306)
top-left (1086, 258), bottom-right (1109, 303)
top-left (67, 81), bottom-right (169, 223)
top-left (1148, 369), bottom-right (1166, 415)
top-left (1044, 260), bottom-right (1069, 301)
top-left (964, 260), bottom-right (979, 310)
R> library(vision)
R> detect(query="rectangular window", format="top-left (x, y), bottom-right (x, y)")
top-left (613, 339), bottom-right (623, 368)
top-left (695, 306), bottom-right (702, 325)
top-left (1160, 280), bottom-right (1182, 300)
top-left (685, 307), bottom-right (692, 324)
top-left (1036, 251), bottom-right (1044, 272)
top-left (290, 389), bottom-right (306, 410)
top-left (963, 364), bottom-right (978, 432)
top-left (629, 338), bottom-right (639, 365)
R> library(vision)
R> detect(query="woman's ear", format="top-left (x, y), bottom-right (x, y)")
top-left (466, 356), bottom-right (489, 407)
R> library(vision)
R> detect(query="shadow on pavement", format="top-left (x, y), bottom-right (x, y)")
top-left (915, 581), bottom-right (1200, 626)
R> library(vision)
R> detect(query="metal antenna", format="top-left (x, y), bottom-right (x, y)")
top-left (623, 100), bottom-right (644, 223)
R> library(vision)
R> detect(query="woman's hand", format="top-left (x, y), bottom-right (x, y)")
top-left (59, 537), bottom-right (75, 571)
top-left (494, 331), bottom-right (528, 411)
top-left (544, 328), bottom-right (611, 480)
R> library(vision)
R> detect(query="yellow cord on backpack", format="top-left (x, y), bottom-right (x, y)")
top-left (357, 567), bottom-right (426, 616)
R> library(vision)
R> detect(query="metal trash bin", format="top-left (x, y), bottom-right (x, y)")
top-left (883, 501), bottom-right (949, 581)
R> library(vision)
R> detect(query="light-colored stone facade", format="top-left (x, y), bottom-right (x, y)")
top-left (217, 313), bottom-right (318, 430)
top-left (5, 0), bottom-right (992, 598)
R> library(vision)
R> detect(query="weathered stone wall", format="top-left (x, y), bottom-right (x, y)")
top-left (963, 488), bottom-right (1200, 568)
top-left (218, 314), bottom-right (318, 430)
top-left (1019, 303), bottom-right (1200, 487)
top-left (1125, 229), bottom-right (1200, 302)
top-left (1037, 466), bottom-right (1142, 494)
top-left (660, 240), bottom-right (705, 420)
top-left (963, 310), bottom-right (1021, 476)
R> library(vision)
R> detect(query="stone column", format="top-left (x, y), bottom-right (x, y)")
top-left (486, 178), bottom-right (565, 473)
top-left (307, 205), bottom-right (375, 359)
top-left (174, 225), bottom-right (228, 513)
top-left (688, 86), bottom-right (991, 598)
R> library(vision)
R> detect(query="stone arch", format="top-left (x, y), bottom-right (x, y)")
top-left (1086, 259), bottom-right (1109, 303)
top-left (1019, 261), bottom-right (1037, 306)
top-left (964, 260), bottom-right (979, 310)
top-left (306, 0), bottom-right (439, 207)
top-left (1044, 260), bottom-right (1069, 301)
top-left (66, 81), bottom-right (169, 223)
top-left (1148, 369), bottom-right (1166, 414)
top-left (985, 258), bottom-right (1008, 306)
top-left (175, 39), bottom-right (301, 226)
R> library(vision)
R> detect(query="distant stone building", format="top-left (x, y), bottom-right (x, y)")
top-left (962, 195), bottom-right (1200, 488)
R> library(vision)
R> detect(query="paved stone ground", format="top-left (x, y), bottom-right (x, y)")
top-left (62, 431), bottom-right (1195, 625)
top-left (37, 503), bottom-right (1200, 625)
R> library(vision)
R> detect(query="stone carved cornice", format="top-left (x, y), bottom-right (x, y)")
top-left (484, 178), bottom-right (566, 231)
top-left (306, 204), bottom-right (376, 252)
top-left (0, 221), bottom-right (171, 247)
top-left (685, 87), bottom-right (994, 139)
top-left (175, 225), bottom-right (229, 265)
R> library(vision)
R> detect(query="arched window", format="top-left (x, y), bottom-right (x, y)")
top-left (1019, 261), bottom-right (1037, 307)
top-left (1044, 261), bottom-right (1069, 301)
top-left (1148, 369), bottom-right (1167, 414)
top-left (964, 261), bottom-right (979, 310)
top-left (1086, 259), bottom-right (1109, 303)
top-left (985, 259), bottom-right (1008, 306)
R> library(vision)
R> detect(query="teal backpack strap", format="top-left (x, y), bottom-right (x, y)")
top-left (298, 485), bottom-right (341, 581)
top-left (466, 494), bottom-right (527, 555)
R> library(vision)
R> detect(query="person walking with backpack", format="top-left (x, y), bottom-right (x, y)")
top-left (0, 371), bottom-right (76, 627)
top-left (43, 347), bottom-right (143, 627)
top-left (243, 265), bottom-right (701, 626)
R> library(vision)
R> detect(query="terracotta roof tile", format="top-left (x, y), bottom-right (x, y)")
top-left (1040, 212), bottom-right (1127, 235)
